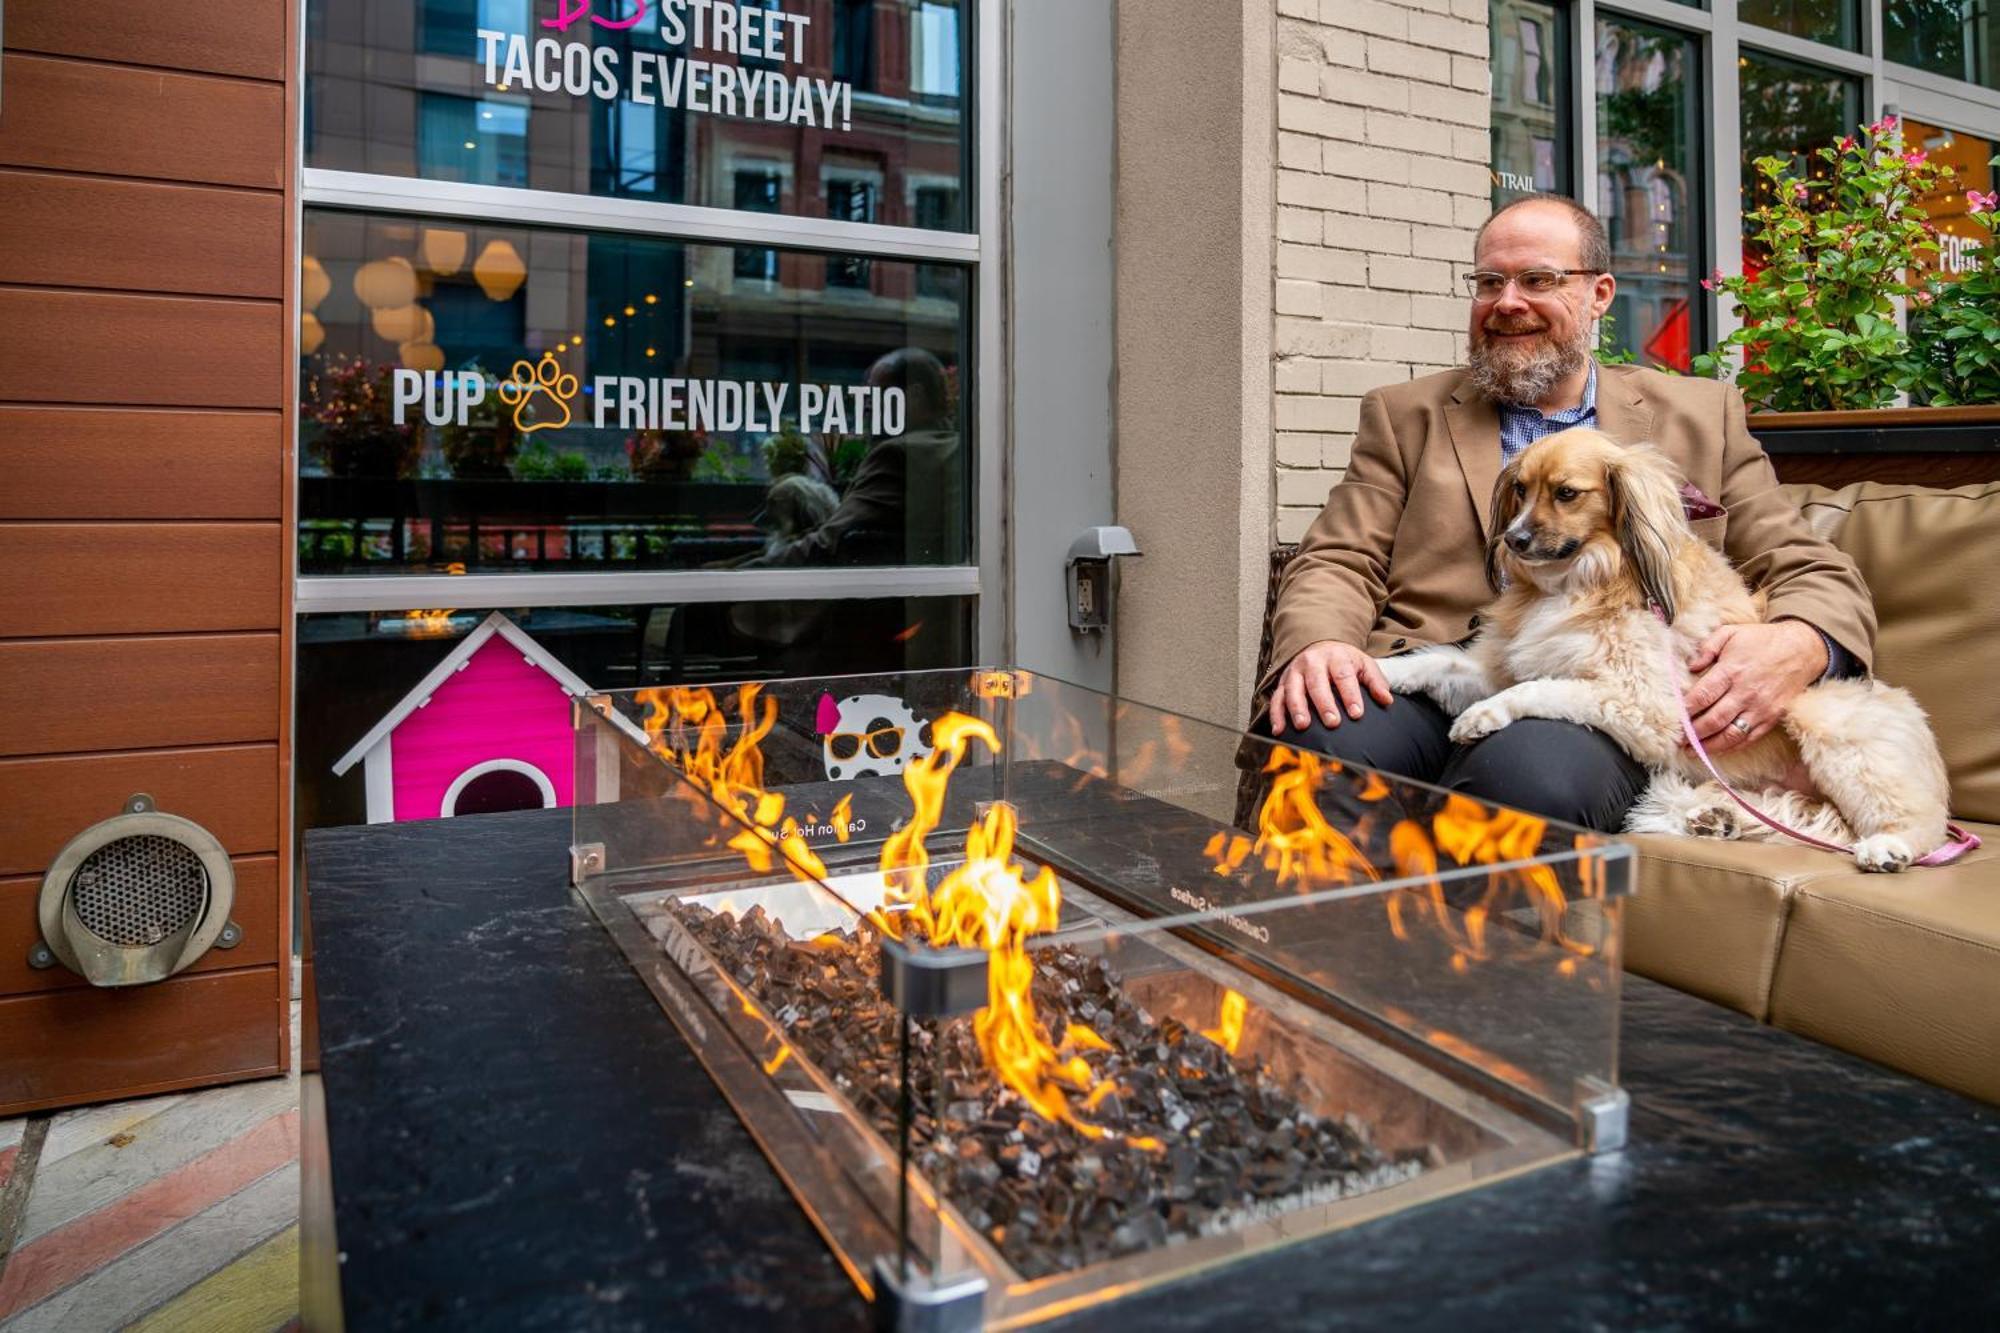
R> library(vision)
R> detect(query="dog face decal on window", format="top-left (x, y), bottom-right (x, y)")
top-left (816, 693), bottom-right (933, 781)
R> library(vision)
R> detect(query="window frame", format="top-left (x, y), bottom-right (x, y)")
top-left (292, 0), bottom-right (1002, 672)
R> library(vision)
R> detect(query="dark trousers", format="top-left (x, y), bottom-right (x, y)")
top-left (1254, 692), bottom-right (1648, 833)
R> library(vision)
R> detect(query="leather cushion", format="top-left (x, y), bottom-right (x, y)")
top-left (1622, 833), bottom-right (1861, 1021)
top-left (1768, 821), bottom-right (2000, 1105)
top-left (1786, 481), bottom-right (2000, 821)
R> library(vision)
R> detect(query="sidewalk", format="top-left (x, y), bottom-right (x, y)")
top-left (0, 1008), bottom-right (300, 1332)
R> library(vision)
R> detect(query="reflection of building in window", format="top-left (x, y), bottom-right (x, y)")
top-left (420, 0), bottom-right (532, 55)
top-left (826, 176), bottom-right (878, 288)
top-left (1885, 0), bottom-right (1995, 90)
top-left (315, 0), bottom-right (967, 225)
top-left (1738, 54), bottom-right (1860, 271)
top-left (616, 101), bottom-right (662, 194)
top-left (733, 168), bottom-right (784, 281)
top-left (834, 0), bottom-right (878, 90)
top-left (911, 2), bottom-right (962, 98)
top-left (418, 93), bottom-right (529, 188)
top-left (739, 0), bottom-right (786, 70)
top-left (1595, 18), bottom-right (1700, 369)
top-left (1521, 18), bottom-right (1550, 104)
top-left (912, 184), bottom-right (960, 296)
top-left (1489, 0), bottom-right (1567, 206)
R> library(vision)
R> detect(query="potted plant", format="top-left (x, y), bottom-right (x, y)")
top-left (1696, 120), bottom-right (2000, 483)
top-left (1694, 118), bottom-right (1950, 411)
top-left (305, 356), bottom-right (423, 479)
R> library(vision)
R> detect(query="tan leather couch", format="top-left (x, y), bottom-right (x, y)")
top-left (1624, 480), bottom-right (2000, 1105)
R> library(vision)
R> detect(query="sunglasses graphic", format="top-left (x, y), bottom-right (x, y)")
top-left (825, 726), bottom-right (905, 762)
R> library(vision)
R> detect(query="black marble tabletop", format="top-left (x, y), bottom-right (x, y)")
top-left (305, 806), bottom-right (2000, 1332)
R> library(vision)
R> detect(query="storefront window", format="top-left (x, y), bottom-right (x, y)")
top-left (296, 597), bottom-right (973, 831)
top-left (1595, 17), bottom-right (1703, 370)
top-left (299, 209), bottom-right (972, 574)
top-left (1739, 54), bottom-right (1862, 270)
top-left (1490, 0), bottom-right (1572, 207)
top-left (1739, 0), bottom-right (1860, 50)
top-left (306, 0), bottom-right (973, 230)
top-left (1885, 0), bottom-right (2000, 90)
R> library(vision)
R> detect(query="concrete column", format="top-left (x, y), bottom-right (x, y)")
top-left (1113, 0), bottom-right (1276, 727)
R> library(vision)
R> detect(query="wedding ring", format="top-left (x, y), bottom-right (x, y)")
top-left (1730, 716), bottom-right (1752, 735)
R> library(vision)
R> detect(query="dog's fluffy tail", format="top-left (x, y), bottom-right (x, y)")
top-left (1783, 679), bottom-right (1952, 855)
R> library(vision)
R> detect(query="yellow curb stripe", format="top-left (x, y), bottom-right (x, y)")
top-left (123, 1223), bottom-right (299, 1333)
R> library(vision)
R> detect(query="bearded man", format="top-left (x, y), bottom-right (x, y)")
top-left (1259, 194), bottom-right (1876, 831)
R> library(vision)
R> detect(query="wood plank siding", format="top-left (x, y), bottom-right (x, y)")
top-left (0, 4), bottom-right (295, 1114)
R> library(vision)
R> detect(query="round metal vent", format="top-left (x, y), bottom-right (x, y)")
top-left (35, 795), bottom-right (236, 987)
top-left (72, 836), bottom-right (208, 947)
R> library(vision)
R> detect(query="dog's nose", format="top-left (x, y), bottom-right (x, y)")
top-left (1505, 528), bottom-right (1534, 554)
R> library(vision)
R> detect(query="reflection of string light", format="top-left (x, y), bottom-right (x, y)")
top-left (646, 347), bottom-right (657, 358)
top-left (684, 278), bottom-right (695, 287)
top-left (623, 305), bottom-right (636, 316)
top-left (604, 315), bottom-right (617, 327)
top-left (645, 293), bottom-right (658, 304)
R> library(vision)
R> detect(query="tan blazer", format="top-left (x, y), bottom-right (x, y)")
top-left (1264, 362), bottom-right (1878, 694)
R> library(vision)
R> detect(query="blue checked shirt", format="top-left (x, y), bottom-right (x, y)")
top-left (1489, 362), bottom-right (1853, 681)
top-left (1497, 364), bottom-right (1598, 463)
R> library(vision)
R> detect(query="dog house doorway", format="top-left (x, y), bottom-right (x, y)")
top-left (442, 759), bottom-right (556, 818)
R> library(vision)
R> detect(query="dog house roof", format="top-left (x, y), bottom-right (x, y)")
top-left (331, 611), bottom-right (646, 775)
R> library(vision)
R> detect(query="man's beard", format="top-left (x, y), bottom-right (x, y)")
top-left (1466, 317), bottom-right (1593, 405)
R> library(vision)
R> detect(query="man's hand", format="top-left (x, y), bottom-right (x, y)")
top-left (1268, 640), bottom-right (1394, 735)
top-left (1681, 620), bottom-right (1829, 757)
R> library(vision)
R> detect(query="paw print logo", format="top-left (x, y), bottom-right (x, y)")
top-left (498, 353), bottom-right (579, 433)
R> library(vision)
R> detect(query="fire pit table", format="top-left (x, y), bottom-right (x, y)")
top-left (302, 669), bottom-right (2000, 1333)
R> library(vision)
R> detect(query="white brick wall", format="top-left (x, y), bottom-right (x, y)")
top-left (1272, 0), bottom-right (1488, 544)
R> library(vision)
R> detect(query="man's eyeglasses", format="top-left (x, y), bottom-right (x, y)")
top-left (1462, 268), bottom-right (1602, 301)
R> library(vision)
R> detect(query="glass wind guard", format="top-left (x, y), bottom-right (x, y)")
top-left (570, 668), bottom-right (1633, 1327)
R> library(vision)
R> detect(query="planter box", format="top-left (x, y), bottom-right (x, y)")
top-left (1751, 405), bottom-right (2000, 487)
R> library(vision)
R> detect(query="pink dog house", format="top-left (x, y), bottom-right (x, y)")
top-left (332, 612), bottom-right (643, 824)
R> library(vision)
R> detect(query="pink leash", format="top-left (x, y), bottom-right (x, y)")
top-left (1653, 607), bottom-right (1981, 867)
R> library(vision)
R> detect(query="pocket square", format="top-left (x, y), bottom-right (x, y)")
top-left (1679, 482), bottom-right (1726, 521)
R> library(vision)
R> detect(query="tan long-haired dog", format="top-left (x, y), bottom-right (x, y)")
top-left (1377, 429), bottom-right (1951, 872)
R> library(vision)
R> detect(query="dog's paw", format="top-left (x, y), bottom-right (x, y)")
top-left (1682, 803), bottom-right (1743, 840)
top-left (1853, 834), bottom-right (1914, 874)
top-left (1449, 699), bottom-right (1514, 744)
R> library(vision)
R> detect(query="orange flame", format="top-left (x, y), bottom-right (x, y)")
top-left (1230, 755), bottom-right (1605, 984)
top-left (653, 693), bottom-right (1154, 1151)
top-left (883, 749), bottom-right (1152, 1148)
top-left (1214, 747), bottom-right (1378, 890)
top-left (635, 684), bottom-right (828, 886)
top-left (399, 608), bottom-right (458, 635)
top-left (1201, 988), bottom-right (1248, 1056)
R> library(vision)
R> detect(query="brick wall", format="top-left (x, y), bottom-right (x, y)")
top-left (1272, 0), bottom-right (1492, 542)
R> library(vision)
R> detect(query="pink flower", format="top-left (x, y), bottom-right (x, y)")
top-left (1904, 149), bottom-right (1929, 166)
top-left (1970, 189), bottom-right (1998, 214)
top-left (1794, 182), bottom-right (1810, 201)
top-left (1867, 115), bottom-right (1898, 136)
top-left (1700, 277), bottom-right (1713, 291)
top-left (1913, 290), bottom-right (1936, 307)
top-left (1840, 135), bottom-right (1857, 151)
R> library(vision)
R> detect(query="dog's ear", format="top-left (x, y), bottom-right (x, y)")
top-left (1485, 459), bottom-right (1524, 592)
top-left (1606, 444), bottom-right (1685, 621)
